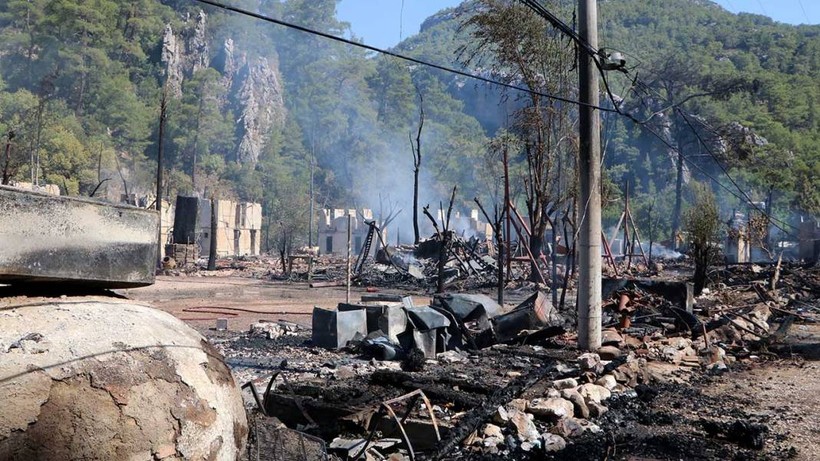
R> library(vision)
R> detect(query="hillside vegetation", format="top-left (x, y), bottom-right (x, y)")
top-left (0, 0), bottom-right (816, 249)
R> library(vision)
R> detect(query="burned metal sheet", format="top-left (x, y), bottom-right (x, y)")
top-left (492, 291), bottom-right (560, 343)
top-left (405, 306), bottom-right (451, 331)
top-left (312, 306), bottom-right (368, 349)
top-left (433, 293), bottom-right (501, 329)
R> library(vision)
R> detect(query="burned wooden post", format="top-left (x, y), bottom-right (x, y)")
top-left (155, 91), bottom-right (167, 268)
top-left (475, 197), bottom-right (504, 305)
top-left (208, 197), bottom-right (217, 271)
top-left (410, 87), bottom-right (424, 245)
top-left (2, 131), bottom-right (14, 185)
top-left (424, 187), bottom-right (457, 294)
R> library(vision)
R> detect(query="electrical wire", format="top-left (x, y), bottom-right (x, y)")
top-left (189, 0), bottom-right (617, 113)
top-left (796, 0), bottom-right (811, 24)
top-left (194, 0), bottom-right (799, 236)
top-left (519, 0), bottom-right (597, 56)
top-left (626, 75), bottom-right (799, 234)
top-left (621, 104), bottom-right (797, 236)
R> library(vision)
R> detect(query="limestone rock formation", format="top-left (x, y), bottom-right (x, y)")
top-left (236, 57), bottom-right (286, 164)
top-left (160, 10), bottom-right (286, 166)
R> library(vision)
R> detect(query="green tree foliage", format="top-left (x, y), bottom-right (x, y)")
top-left (597, 0), bottom-right (820, 222)
top-left (684, 182), bottom-right (721, 294)
top-left (459, 0), bottom-right (578, 279)
top-left (0, 0), bottom-right (817, 258)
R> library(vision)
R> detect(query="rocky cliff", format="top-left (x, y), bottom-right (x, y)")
top-left (161, 10), bottom-right (285, 165)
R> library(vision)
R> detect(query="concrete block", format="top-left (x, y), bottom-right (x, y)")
top-left (312, 307), bottom-right (367, 350)
top-left (0, 185), bottom-right (158, 288)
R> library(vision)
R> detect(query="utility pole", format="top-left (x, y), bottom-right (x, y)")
top-left (577, 0), bottom-right (602, 351)
top-left (346, 213), bottom-right (352, 303)
top-left (156, 91), bottom-right (167, 268)
top-left (308, 156), bottom-right (314, 248)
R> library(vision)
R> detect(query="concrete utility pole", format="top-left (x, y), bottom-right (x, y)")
top-left (577, 0), bottom-right (602, 351)
top-left (308, 157), bottom-right (314, 248)
top-left (156, 91), bottom-right (167, 268)
top-left (346, 213), bottom-right (352, 303)
top-left (208, 197), bottom-right (217, 271)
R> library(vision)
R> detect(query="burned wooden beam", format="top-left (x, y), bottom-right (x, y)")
top-left (431, 365), bottom-right (553, 460)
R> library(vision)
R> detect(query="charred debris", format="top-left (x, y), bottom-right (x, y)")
top-left (192, 240), bottom-right (820, 460)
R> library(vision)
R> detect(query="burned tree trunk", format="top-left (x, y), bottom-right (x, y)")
top-left (475, 197), bottom-right (505, 305)
top-left (411, 87), bottom-right (424, 245)
top-left (671, 149), bottom-right (683, 250)
top-left (2, 131), bottom-right (14, 185)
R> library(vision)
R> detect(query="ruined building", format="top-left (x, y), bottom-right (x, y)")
top-left (169, 196), bottom-right (262, 259)
top-left (319, 209), bottom-right (384, 256)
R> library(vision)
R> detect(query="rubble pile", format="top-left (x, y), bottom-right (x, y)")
top-left (163, 254), bottom-right (818, 460)
top-left (309, 292), bottom-right (567, 362)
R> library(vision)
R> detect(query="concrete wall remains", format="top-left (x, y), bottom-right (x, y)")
top-left (318, 209), bottom-right (384, 256)
top-left (161, 196), bottom-right (263, 259)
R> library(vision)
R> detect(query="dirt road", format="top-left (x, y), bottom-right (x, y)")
top-left (118, 274), bottom-right (431, 331)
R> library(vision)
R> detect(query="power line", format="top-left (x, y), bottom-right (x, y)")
top-left (676, 108), bottom-right (798, 232)
top-left (518, 0), bottom-right (802, 236)
top-left (674, 107), bottom-right (799, 232)
top-left (755, 0), bottom-right (768, 17)
top-left (195, 0), bottom-right (798, 235)
top-left (189, 0), bottom-right (617, 113)
top-left (519, 0), bottom-right (597, 56)
top-left (797, 0), bottom-right (810, 24)
top-left (399, 0), bottom-right (405, 42)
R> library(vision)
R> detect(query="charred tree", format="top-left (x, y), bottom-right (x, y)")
top-left (459, 1), bottom-right (578, 283)
top-left (2, 131), bottom-right (14, 185)
top-left (410, 87), bottom-right (424, 245)
top-left (685, 183), bottom-right (720, 295)
top-left (475, 197), bottom-right (505, 305)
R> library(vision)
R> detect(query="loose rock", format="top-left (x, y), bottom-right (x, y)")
top-left (552, 377), bottom-right (578, 390)
top-left (588, 401), bottom-right (609, 418)
top-left (578, 383), bottom-right (612, 404)
top-left (542, 433), bottom-right (567, 452)
top-left (597, 345), bottom-right (622, 360)
top-left (595, 374), bottom-right (618, 390)
top-left (527, 397), bottom-right (574, 420)
top-left (561, 388), bottom-right (590, 419)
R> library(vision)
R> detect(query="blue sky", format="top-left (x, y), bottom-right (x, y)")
top-left (336, 0), bottom-right (820, 49)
